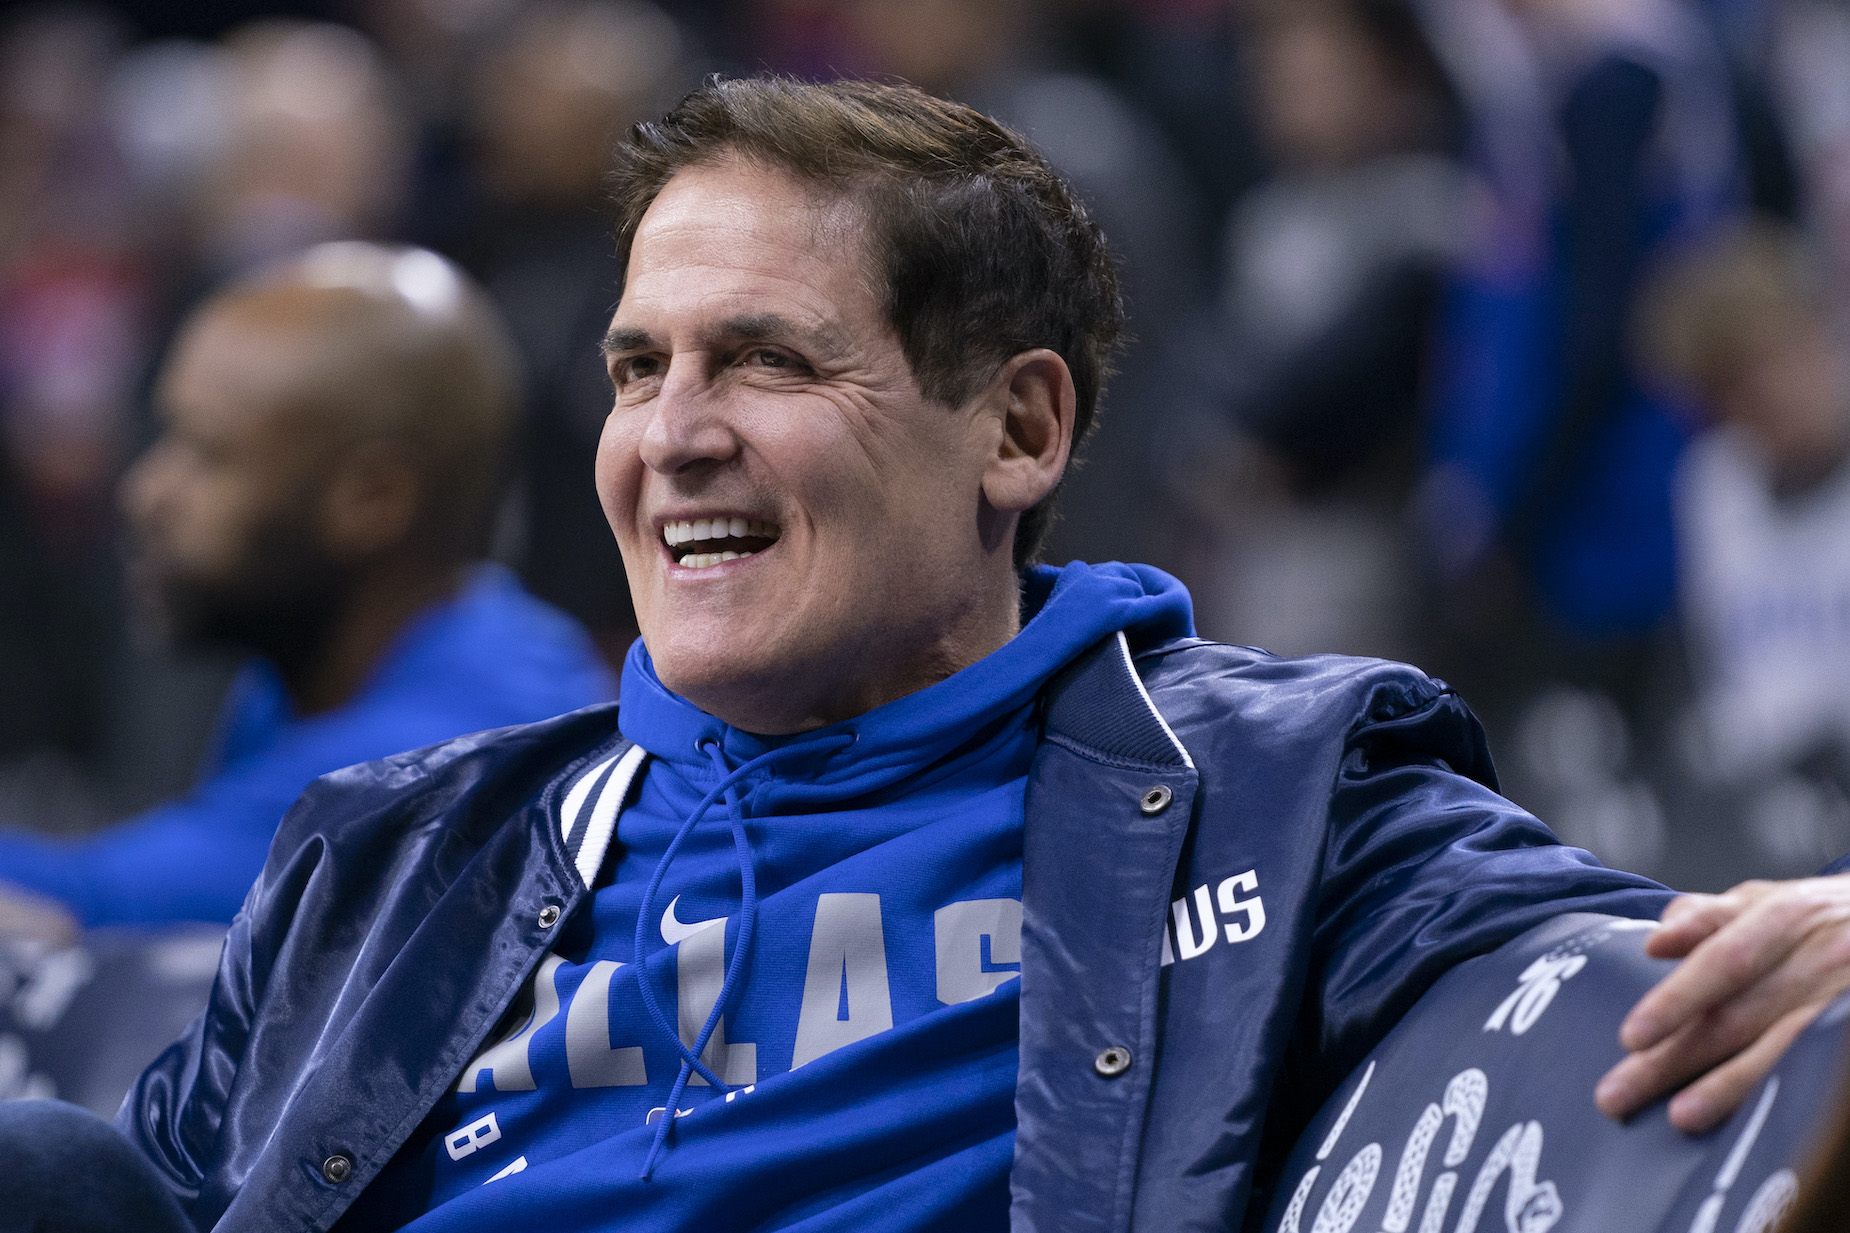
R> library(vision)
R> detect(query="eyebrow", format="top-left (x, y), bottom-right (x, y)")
top-left (601, 313), bottom-right (845, 358)
top-left (602, 324), bottom-right (654, 355)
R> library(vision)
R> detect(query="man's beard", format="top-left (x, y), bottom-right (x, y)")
top-left (134, 515), bottom-right (353, 677)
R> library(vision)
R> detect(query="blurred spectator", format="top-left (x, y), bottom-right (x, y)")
top-left (1417, 0), bottom-right (1742, 648)
top-left (453, 0), bottom-right (686, 654)
top-left (1767, 0), bottom-right (1850, 323)
top-left (196, 20), bottom-right (410, 275)
top-left (351, 0), bottom-right (529, 257)
top-left (0, 243), bottom-right (615, 931)
top-left (838, 0), bottom-right (1205, 566)
top-left (0, 6), bottom-right (144, 773)
top-left (1051, 0), bottom-right (1265, 230)
top-left (1190, 0), bottom-right (1464, 488)
top-left (88, 19), bottom-right (419, 826)
top-left (1160, 0), bottom-right (1466, 657)
top-left (1638, 218), bottom-right (1850, 871)
top-left (358, 0), bottom-right (524, 108)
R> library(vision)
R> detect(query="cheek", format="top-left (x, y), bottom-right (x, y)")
top-left (773, 395), bottom-right (968, 530)
top-left (169, 484), bottom-right (267, 577)
top-left (593, 414), bottom-right (643, 537)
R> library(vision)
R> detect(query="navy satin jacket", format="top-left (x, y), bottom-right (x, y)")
top-left (119, 633), bottom-right (1671, 1231)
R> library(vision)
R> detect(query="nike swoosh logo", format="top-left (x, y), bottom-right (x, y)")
top-left (661, 895), bottom-right (726, 946)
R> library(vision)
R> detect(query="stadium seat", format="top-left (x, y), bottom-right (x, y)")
top-left (0, 925), bottom-right (225, 1116)
top-left (1265, 913), bottom-right (1844, 1233)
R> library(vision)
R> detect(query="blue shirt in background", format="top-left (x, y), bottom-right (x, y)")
top-left (0, 565), bottom-right (616, 926)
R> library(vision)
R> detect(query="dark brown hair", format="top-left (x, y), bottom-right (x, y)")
top-left (608, 75), bottom-right (1126, 567)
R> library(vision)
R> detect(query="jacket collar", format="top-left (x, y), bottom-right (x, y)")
top-left (1040, 631), bottom-right (1194, 770)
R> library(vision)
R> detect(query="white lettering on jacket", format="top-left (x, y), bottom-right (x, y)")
top-left (1162, 870), bottom-right (1267, 967)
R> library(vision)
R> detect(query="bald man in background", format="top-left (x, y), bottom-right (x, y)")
top-left (0, 243), bottom-right (615, 931)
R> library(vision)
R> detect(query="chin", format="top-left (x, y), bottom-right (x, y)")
top-left (650, 634), bottom-right (764, 701)
top-left (649, 631), bottom-right (827, 732)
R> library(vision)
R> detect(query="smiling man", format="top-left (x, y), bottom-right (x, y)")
top-left (598, 157), bottom-right (1082, 733)
top-left (16, 77), bottom-right (1850, 1233)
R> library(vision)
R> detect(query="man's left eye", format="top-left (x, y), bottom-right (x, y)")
top-left (748, 349), bottom-right (795, 370)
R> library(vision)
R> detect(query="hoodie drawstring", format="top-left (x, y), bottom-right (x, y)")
top-left (634, 732), bottom-right (854, 1179)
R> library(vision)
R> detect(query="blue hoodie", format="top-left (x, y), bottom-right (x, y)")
top-left (349, 562), bottom-right (1192, 1232)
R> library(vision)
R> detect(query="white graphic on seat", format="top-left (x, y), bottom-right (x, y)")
top-left (1279, 1062), bottom-right (1376, 1233)
top-left (1277, 1066), bottom-right (1561, 1233)
top-left (1731, 1169), bottom-right (1797, 1233)
top-left (1688, 1079), bottom-right (1782, 1233)
top-left (1382, 1068), bottom-right (1487, 1233)
top-left (1482, 921), bottom-right (1652, 1037)
top-left (1484, 954), bottom-right (1587, 1037)
top-left (1453, 1122), bottom-right (1560, 1233)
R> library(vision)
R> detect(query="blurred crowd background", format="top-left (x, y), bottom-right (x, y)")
top-left (1, 0), bottom-right (1848, 896)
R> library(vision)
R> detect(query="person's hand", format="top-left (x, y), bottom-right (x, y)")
top-left (0, 883), bottom-right (77, 950)
top-left (1595, 876), bottom-right (1850, 1133)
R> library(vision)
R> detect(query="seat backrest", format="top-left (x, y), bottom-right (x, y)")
top-left (0, 925), bottom-right (226, 1116)
top-left (1264, 913), bottom-right (1845, 1233)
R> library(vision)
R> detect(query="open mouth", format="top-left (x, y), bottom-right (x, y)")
top-left (662, 517), bottom-right (781, 569)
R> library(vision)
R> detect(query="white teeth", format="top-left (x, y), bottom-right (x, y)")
top-left (660, 517), bottom-right (782, 549)
top-left (680, 550), bottom-right (755, 569)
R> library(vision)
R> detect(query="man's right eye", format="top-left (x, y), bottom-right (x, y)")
top-left (612, 356), bottom-right (664, 386)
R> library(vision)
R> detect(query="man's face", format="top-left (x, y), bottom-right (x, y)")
top-left (597, 160), bottom-right (1011, 733)
top-left (122, 310), bottom-right (347, 656)
top-left (1722, 318), bottom-right (1850, 486)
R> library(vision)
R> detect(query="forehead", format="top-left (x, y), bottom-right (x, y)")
top-left (618, 160), bottom-right (885, 332)
top-left (160, 303), bottom-right (338, 443)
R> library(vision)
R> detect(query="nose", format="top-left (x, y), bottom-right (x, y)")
top-left (638, 360), bottom-right (740, 477)
top-left (119, 437), bottom-right (175, 532)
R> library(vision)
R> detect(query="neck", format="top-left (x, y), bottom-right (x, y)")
top-left (279, 556), bottom-right (468, 716)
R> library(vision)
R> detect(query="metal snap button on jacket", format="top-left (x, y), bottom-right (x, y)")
top-left (322, 1154), bottom-right (352, 1184)
top-left (1139, 785), bottom-right (1172, 815)
top-left (1094, 1046), bottom-right (1132, 1078)
top-left (537, 904), bottom-right (561, 928)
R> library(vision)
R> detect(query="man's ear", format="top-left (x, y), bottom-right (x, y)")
top-left (316, 442), bottom-right (423, 563)
top-left (981, 348), bottom-right (1075, 515)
